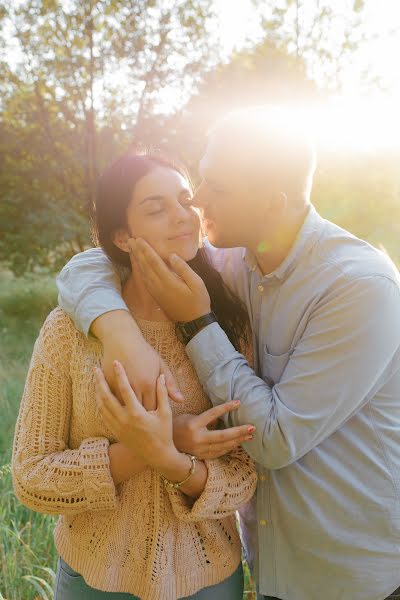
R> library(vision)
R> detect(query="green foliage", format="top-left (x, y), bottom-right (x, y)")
top-left (314, 152), bottom-right (400, 267)
top-left (0, 271), bottom-right (58, 599)
top-left (0, 0), bottom-right (216, 275)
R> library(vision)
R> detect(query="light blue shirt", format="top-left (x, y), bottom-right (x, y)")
top-left (57, 204), bottom-right (400, 600)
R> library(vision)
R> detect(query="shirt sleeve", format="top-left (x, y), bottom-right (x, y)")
top-left (56, 248), bottom-right (129, 337)
top-left (186, 275), bottom-right (400, 469)
top-left (166, 446), bottom-right (257, 523)
top-left (11, 309), bottom-right (119, 515)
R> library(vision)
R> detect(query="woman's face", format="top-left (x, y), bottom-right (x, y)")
top-left (124, 166), bottom-right (200, 262)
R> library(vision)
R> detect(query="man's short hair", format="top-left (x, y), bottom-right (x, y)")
top-left (207, 105), bottom-right (317, 197)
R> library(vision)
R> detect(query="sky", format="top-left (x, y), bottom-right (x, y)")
top-left (213, 0), bottom-right (400, 152)
top-left (5, 0), bottom-right (400, 153)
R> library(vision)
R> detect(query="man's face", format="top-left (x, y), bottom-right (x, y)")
top-left (193, 143), bottom-right (265, 249)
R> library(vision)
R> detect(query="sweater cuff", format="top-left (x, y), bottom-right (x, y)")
top-left (166, 459), bottom-right (229, 523)
top-left (80, 438), bottom-right (118, 512)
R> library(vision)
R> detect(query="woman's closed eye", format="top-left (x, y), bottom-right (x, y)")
top-left (147, 207), bottom-right (166, 216)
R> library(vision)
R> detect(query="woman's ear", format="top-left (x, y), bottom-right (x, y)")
top-left (112, 228), bottom-right (131, 253)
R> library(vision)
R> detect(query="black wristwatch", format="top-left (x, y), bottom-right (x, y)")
top-left (175, 312), bottom-right (217, 346)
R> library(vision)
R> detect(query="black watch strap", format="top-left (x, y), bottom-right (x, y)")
top-left (175, 312), bottom-right (217, 346)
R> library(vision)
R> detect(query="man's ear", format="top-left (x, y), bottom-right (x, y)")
top-left (112, 228), bottom-right (131, 253)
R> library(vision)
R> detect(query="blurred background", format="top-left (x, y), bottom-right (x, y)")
top-left (0, 1), bottom-right (399, 598)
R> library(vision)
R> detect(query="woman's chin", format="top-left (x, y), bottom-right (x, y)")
top-left (168, 241), bottom-right (199, 262)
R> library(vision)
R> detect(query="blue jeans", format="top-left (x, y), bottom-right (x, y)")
top-left (54, 556), bottom-right (244, 600)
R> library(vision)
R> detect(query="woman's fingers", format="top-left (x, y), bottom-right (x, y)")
top-left (156, 373), bottom-right (171, 416)
top-left (113, 361), bottom-right (143, 415)
top-left (203, 437), bottom-right (252, 459)
top-left (162, 360), bottom-right (184, 403)
top-left (95, 367), bottom-right (124, 420)
top-left (197, 400), bottom-right (241, 427)
top-left (205, 423), bottom-right (255, 444)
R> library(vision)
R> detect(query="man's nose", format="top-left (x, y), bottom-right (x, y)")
top-left (192, 181), bottom-right (208, 209)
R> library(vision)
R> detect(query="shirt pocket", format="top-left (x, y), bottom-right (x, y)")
top-left (262, 349), bottom-right (291, 386)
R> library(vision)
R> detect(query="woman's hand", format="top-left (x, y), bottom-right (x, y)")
top-left (92, 310), bottom-right (184, 411)
top-left (95, 361), bottom-right (178, 470)
top-left (173, 402), bottom-right (255, 459)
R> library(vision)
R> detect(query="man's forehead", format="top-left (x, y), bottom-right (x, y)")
top-left (199, 138), bottom-right (238, 179)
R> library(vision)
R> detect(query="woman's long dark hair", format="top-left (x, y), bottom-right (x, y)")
top-left (92, 152), bottom-right (250, 352)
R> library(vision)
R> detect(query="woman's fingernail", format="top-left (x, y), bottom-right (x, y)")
top-left (233, 400), bottom-right (240, 406)
top-left (248, 426), bottom-right (256, 433)
top-left (170, 253), bottom-right (178, 262)
top-left (159, 373), bottom-right (166, 384)
top-left (245, 436), bottom-right (253, 441)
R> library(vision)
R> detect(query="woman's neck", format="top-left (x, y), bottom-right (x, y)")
top-left (122, 260), bottom-right (170, 322)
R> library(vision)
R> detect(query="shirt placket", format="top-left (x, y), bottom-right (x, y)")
top-left (252, 276), bottom-right (278, 595)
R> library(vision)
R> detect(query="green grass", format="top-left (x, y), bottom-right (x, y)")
top-left (0, 270), bottom-right (256, 599)
top-left (0, 271), bottom-right (58, 600)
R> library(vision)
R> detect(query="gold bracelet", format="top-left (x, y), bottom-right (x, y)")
top-left (161, 454), bottom-right (197, 489)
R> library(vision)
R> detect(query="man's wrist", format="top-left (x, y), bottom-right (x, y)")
top-left (175, 312), bottom-right (217, 346)
top-left (91, 309), bottom-right (140, 341)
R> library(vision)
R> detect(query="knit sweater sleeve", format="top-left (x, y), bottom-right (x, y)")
top-left (11, 308), bottom-right (118, 516)
top-left (166, 445), bottom-right (257, 523)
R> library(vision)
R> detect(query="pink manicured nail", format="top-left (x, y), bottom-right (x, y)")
top-left (159, 373), bottom-right (166, 384)
top-left (233, 400), bottom-right (240, 406)
top-left (248, 426), bottom-right (256, 433)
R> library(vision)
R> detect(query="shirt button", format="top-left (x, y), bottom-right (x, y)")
top-left (259, 519), bottom-right (268, 526)
top-left (259, 474), bottom-right (266, 481)
top-left (257, 284), bottom-right (264, 293)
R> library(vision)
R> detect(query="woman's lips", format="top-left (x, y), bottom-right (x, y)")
top-left (169, 232), bottom-right (195, 240)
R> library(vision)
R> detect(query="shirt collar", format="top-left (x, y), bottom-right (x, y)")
top-left (243, 203), bottom-right (324, 281)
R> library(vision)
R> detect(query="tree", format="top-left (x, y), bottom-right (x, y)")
top-left (0, 0), bottom-right (216, 274)
top-left (253, 0), bottom-right (368, 92)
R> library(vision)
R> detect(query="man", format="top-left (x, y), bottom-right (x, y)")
top-left (57, 106), bottom-right (400, 600)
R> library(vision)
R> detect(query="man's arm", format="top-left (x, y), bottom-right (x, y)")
top-left (56, 248), bottom-right (183, 408)
top-left (186, 275), bottom-right (400, 469)
top-left (56, 247), bottom-right (129, 337)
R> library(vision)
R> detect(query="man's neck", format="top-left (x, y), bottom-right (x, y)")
top-left (249, 204), bottom-right (310, 276)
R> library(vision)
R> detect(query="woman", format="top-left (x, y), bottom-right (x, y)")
top-left (11, 152), bottom-right (257, 600)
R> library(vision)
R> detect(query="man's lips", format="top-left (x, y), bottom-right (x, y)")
top-left (203, 218), bottom-right (215, 229)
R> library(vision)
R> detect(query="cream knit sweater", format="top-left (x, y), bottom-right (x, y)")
top-left (12, 308), bottom-right (257, 599)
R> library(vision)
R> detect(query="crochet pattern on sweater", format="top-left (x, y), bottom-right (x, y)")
top-left (12, 308), bottom-right (257, 600)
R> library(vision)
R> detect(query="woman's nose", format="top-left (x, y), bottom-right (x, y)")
top-left (174, 201), bottom-right (191, 223)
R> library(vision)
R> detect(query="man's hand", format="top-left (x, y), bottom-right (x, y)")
top-left (92, 310), bottom-right (183, 410)
top-left (173, 401), bottom-right (256, 459)
top-left (128, 238), bottom-right (211, 322)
